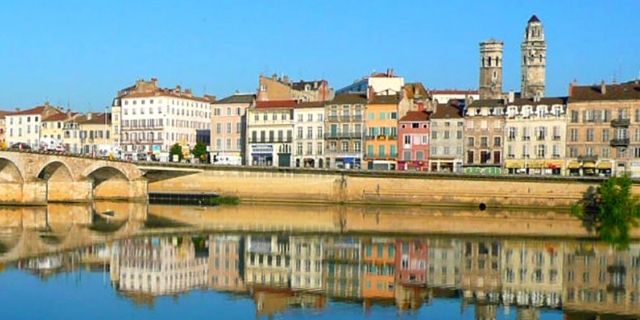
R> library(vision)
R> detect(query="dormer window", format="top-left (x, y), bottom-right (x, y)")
top-left (522, 106), bottom-right (531, 118)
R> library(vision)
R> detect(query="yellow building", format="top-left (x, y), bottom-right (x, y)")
top-left (364, 95), bottom-right (400, 170)
top-left (77, 112), bottom-right (113, 155)
top-left (0, 110), bottom-right (9, 149)
top-left (41, 112), bottom-right (77, 147)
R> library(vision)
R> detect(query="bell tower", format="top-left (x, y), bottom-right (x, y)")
top-left (479, 39), bottom-right (504, 100)
top-left (521, 15), bottom-right (546, 98)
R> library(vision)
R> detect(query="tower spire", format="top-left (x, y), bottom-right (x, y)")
top-left (521, 14), bottom-right (546, 98)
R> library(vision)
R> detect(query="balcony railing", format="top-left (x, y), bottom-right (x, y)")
top-left (324, 132), bottom-right (363, 139)
top-left (536, 135), bottom-right (546, 141)
top-left (552, 135), bottom-right (561, 141)
top-left (611, 118), bottom-right (630, 127)
top-left (248, 138), bottom-right (292, 143)
top-left (578, 155), bottom-right (598, 162)
top-left (365, 134), bottom-right (397, 141)
top-left (610, 138), bottom-right (630, 147)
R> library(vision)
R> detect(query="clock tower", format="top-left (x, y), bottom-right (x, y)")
top-left (521, 15), bottom-right (546, 99)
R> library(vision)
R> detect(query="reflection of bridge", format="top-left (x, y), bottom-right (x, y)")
top-left (0, 202), bottom-right (195, 263)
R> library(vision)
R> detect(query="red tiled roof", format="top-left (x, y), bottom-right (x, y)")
top-left (6, 106), bottom-right (46, 116)
top-left (569, 82), bottom-right (640, 102)
top-left (400, 110), bottom-right (430, 122)
top-left (255, 100), bottom-right (298, 109)
top-left (430, 89), bottom-right (479, 95)
top-left (77, 113), bottom-right (111, 125)
top-left (43, 112), bottom-right (77, 121)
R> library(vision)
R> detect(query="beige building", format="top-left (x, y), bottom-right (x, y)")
top-left (208, 235), bottom-right (246, 292)
top-left (292, 102), bottom-right (325, 168)
top-left (0, 110), bottom-right (9, 148)
top-left (78, 112), bottom-right (113, 155)
top-left (245, 100), bottom-right (295, 167)
top-left (41, 111), bottom-right (77, 148)
top-left (461, 239), bottom-right (502, 303)
top-left (257, 74), bottom-right (333, 102)
top-left (5, 103), bottom-right (64, 149)
top-left (566, 81), bottom-right (640, 177)
top-left (211, 93), bottom-right (255, 165)
top-left (323, 93), bottom-right (366, 169)
top-left (504, 97), bottom-right (567, 175)
top-left (463, 99), bottom-right (505, 174)
top-left (429, 102), bottom-right (465, 172)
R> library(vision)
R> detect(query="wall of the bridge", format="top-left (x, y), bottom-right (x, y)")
top-left (147, 168), bottom-right (625, 208)
top-left (0, 151), bottom-right (147, 205)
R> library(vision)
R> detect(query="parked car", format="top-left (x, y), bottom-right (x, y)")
top-left (9, 142), bottom-right (31, 151)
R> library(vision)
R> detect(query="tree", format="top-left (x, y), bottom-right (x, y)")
top-left (191, 142), bottom-right (207, 161)
top-left (169, 143), bottom-right (183, 162)
top-left (572, 175), bottom-right (640, 249)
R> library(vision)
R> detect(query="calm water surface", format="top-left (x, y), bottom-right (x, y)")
top-left (0, 202), bottom-right (638, 319)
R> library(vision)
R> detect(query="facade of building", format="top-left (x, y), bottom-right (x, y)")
top-left (245, 100), bottom-right (295, 167)
top-left (292, 102), bottom-right (325, 168)
top-left (257, 74), bottom-right (333, 102)
top-left (504, 97), bottom-right (568, 175)
top-left (479, 40), bottom-right (504, 100)
top-left (461, 239), bottom-right (502, 303)
top-left (429, 102), bottom-right (464, 172)
top-left (41, 111), bottom-right (76, 149)
top-left (111, 78), bottom-right (213, 157)
top-left (463, 99), bottom-right (505, 174)
top-left (364, 95), bottom-right (400, 170)
top-left (397, 110), bottom-right (430, 171)
top-left (426, 238), bottom-right (461, 289)
top-left (324, 93), bottom-right (366, 169)
top-left (521, 15), bottom-right (546, 99)
top-left (566, 81), bottom-right (640, 177)
top-left (336, 69), bottom-right (404, 97)
top-left (0, 111), bottom-right (10, 148)
top-left (211, 94), bottom-right (254, 165)
top-left (77, 112), bottom-right (113, 155)
top-left (5, 103), bottom-right (64, 149)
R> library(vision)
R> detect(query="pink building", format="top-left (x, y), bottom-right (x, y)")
top-left (397, 110), bottom-right (430, 171)
top-left (394, 239), bottom-right (428, 286)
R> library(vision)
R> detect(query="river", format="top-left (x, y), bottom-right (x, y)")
top-left (0, 202), bottom-right (638, 319)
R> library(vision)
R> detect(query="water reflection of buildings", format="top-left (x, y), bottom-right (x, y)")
top-left (4, 230), bottom-right (640, 319)
top-left (111, 237), bottom-right (208, 298)
top-left (563, 242), bottom-right (640, 318)
top-left (245, 235), bottom-right (290, 287)
top-left (208, 235), bottom-right (245, 292)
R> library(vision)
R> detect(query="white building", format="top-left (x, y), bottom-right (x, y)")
top-left (289, 236), bottom-right (323, 291)
top-left (292, 102), bottom-right (325, 168)
top-left (430, 89), bottom-right (479, 105)
top-left (245, 100), bottom-right (295, 167)
top-left (336, 69), bottom-right (404, 97)
top-left (111, 78), bottom-right (213, 158)
top-left (5, 103), bottom-right (64, 149)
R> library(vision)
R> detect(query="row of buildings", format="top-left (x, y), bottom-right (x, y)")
top-left (2, 15), bottom-right (640, 176)
top-left (19, 234), bottom-right (640, 318)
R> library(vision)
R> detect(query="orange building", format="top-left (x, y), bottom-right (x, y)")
top-left (364, 95), bottom-right (400, 170)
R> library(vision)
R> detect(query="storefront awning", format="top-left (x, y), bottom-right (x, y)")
top-left (505, 160), bottom-right (523, 169)
top-left (567, 161), bottom-right (580, 169)
top-left (545, 160), bottom-right (563, 169)
top-left (527, 160), bottom-right (545, 168)
top-left (596, 161), bottom-right (612, 169)
top-left (583, 161), bottom-right (596, 169)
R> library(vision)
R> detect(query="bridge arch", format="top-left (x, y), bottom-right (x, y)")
top-left (36, 160), bottom-right (74, 182)
top-left (83, 165), bottom-right (142, 200)
top-left (0, 157), bottom-right (24, 183)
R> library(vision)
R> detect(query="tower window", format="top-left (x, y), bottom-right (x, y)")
top-left (487, 57), bottom-right (492, 67)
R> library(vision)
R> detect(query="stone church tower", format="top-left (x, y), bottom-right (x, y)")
top-left (479, 39), bottom-right (504, 100)
top-left (521, 15), bottom-right (546, 99)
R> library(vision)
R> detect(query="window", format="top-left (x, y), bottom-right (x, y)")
top-left (569, 129), bottom-right (578, 142)
top-left (586, 129), bottom-right (594, 141)
top-left (404, 135), bottom-right (412, 145)
top-left (537, 145), bottom-right (546, 158)
top-left (570, 110), bottom-right (579, 123)
top-left (403, 150), bottom-right (411, 161)
top-left (494, 137), bottom-right (501, 147)
top-left (378, 145), bottom-right (385, 158)
top-left (467, 137), bottom-right (474, 147)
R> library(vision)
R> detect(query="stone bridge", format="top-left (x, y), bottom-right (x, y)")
top-left (0, 151), bottom-right (147, 205)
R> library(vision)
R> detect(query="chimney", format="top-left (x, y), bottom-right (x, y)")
top-left (367, 85), bottom-right (375, 101)
top-left (569, 79), bottom-right (577, 96)
top-left (508, 91), bottom-right (515, 103)
top-left (600, 80), bottom-right (606, 95)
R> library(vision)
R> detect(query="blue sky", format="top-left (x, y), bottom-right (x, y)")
top-left (0, 0), bottom-right (638, 111)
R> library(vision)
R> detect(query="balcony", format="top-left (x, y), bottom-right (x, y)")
top-left (578, 155), bottom-right (598, 162)
top-left (610, 138), bottom-right (630, 147)
top-left (611, 118), bottom-right (630, 127)
top-left (523, 136), bottom-right (531, 141)
top-left (365, 134), bottom-right (397, 141)
top-left (536, 135), bottom-right (546, 141)
top-left (340, 116), bottom-right (351, 122)
top-left (325, 132), bottom-right (363, 139)
top-left (552, 135), bottom-right (561, 141)
top-left (249, 138), bottom-right (292, 143)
